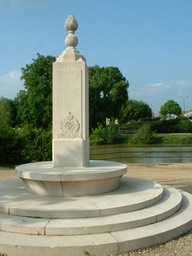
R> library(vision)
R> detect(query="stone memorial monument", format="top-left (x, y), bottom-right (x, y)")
top-left (16, 15), bottom-right (127, 197)
top-left (0, 14), bottom-right (192, 256)
top-left (52, 15), bottom-right (89, 168)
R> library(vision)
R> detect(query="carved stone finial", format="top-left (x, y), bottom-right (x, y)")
top-left (64, 15), bottom-right (78, 48)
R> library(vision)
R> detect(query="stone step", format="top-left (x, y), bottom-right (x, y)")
top-left (0, 186), bottom-right (182, 236)
top-left (0, 177), bottom-right (163, 218)
top-left (112, 191), bottom-right (192, 254)
top-left (0, 191), bottom-right (191, 256)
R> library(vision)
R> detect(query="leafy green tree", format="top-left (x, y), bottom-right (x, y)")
top-left (15, 61), bottom-right (128, 131)
top-left (121, 99), bottom-right (152, 123)
top-left (0, 97), bottom-right (16, 128)
top-left (89, 66), bottom-right (129, 130)
top-left (159, 100), bottom-right (181, 120)
top-left (15, 53), bottom-right (56, 129)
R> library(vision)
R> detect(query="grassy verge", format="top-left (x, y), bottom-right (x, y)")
top-left (156, 133), bottom-right (192, 145)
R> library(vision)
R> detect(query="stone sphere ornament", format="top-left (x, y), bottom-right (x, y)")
top-left (65, 14), bottom-right (78, 32)
top-left (65, 33), bottom-right (78, 47)
top-left (64, 15), bottom-right (78, 47)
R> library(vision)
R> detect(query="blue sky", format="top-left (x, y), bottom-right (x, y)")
top-left (0, 0), bottom-right (191, 115)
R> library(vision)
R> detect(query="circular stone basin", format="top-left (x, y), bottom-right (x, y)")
top-left (16, 160), bottom-right (127, 197)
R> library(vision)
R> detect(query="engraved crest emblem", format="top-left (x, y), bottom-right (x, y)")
top-left (59, 112), bottom-right (80, 138)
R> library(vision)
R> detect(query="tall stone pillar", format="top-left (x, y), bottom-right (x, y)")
top-left (52, 15), bottom-right (89, 167)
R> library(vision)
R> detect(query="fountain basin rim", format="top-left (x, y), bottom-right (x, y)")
top-left (16, 160), bottom-right (127, 182)
top-left (16, 160), bottom-right (127, 196)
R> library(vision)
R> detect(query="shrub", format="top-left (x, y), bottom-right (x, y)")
top-left (90, 121), bottom-right (119, 145)
top-left (174, 116), bottom-right (192, 133)
top-left (21, 126), bottom-right (52, 162)
top-left (129, 123), bottom-right (157, 144)
top-left (0, 125), bottom-right (52, 164)
top-left (0, 126), bottom-right (25, 164)
top-left (150, 116), bottom-right (192, 133)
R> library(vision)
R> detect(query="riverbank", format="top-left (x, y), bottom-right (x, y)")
top-left (0, 163), bottom-right (192, 256)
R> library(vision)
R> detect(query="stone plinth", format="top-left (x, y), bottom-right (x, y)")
top-left (16, 161), bottom-right (127, 196)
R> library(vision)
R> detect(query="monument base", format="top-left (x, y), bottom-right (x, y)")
top-left (16, 160), bottom-right (127, 197)
top-left (53, 139), bottom-right (90, 167)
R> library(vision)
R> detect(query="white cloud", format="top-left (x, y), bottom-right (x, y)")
top-left (171, 80), bottom-right (192, 88)
top-left (130, 82), bottom-right (171, 99)
top-left (0, 70), bottom-right (24, 99)
top-left (146, 82), bottom-right (163, 88)
top-left (145, 82), bottom-right (171, 92)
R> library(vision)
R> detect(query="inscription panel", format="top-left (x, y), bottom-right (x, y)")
top-left (53, 64), bottom-right (83, 138)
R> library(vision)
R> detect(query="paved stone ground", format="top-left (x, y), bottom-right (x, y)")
top-left (0, 163), bottom-right (192, 256)
top-left (127, 163), bottom-right (192, 194)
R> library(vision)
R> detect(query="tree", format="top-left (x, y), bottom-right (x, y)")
top-left (89, 66), bottom-right (129, 130)
top-left (0, 97), bottom-right (15, 128)
top-left (159, 100), bottom-right (182, 120)
top-left (120, 99), bottom-right (152, 123)
top-left (15, 57), bottom-right (129, 131)
top-left (15, 53), bottom-right (56, 129)
top-left (0, 97), bottom-right (26, 164)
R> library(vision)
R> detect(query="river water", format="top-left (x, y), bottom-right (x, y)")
top-left (90, 145), bottom-right (192, 164)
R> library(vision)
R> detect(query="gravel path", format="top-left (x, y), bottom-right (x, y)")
top-left (0, 163), bottom-right (192, 256)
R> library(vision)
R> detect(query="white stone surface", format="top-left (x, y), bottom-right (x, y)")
top-left (0, 190), bottom-right (192, 256)
top-left (16, 160), bottom-right (127, 196)
top-left (0, 231), bottom-right (118, 256)
top-left (111, 192), bottom-right (192, 254)
top-left (0, 185), bottom-right (182, 236)
top-left (52, 15), bottom-right (89, 168)
top-left (0, 213), bottom-right (49, 235)
top-left (0, 179), bottom-right (41, 214)
top-left (0, 177), bottom-right (164, 218)
top-left (16, 161), bottom-right (127, 181)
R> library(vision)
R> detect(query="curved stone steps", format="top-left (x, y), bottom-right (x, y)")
top-left (112, 192), bottom-right (192, 254)
top-left (0, 186), bottom-right (182, 236)
top-left (0, 191), bottom-right (192, 256)
top-left (0, 177), bottom-right (164, 218)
